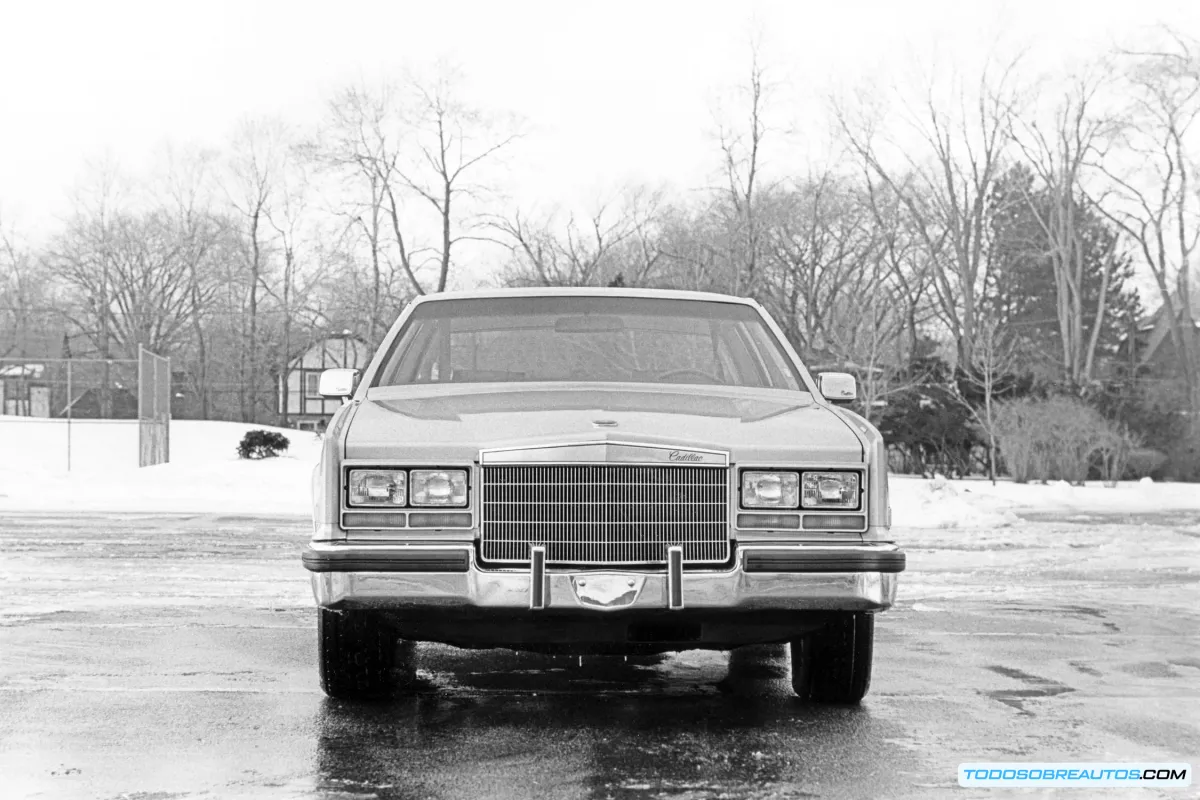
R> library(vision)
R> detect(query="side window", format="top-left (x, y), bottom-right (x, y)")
top-left (379, 323), bottom-right (440, 384)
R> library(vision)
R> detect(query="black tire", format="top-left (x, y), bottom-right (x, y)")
top-left (318, 607), bottom-right (407, 700)
top-left (790, 612), bottom-right (874, 704)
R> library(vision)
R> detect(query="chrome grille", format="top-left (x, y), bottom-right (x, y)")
top-left (481, 464), bottom-right (730, 565)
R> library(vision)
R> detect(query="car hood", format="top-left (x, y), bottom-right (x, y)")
top-left (344, 383), bottom-right (864, 464)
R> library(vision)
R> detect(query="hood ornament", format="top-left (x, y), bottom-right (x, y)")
top-left (592, 419), bottom-right (618, 427)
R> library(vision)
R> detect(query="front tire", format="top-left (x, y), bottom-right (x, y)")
top-left (318, 608), bottom-right (408, 700)
top-left (790, 612), bottom-right (874, 704)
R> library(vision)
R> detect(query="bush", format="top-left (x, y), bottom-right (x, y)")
top-left (878, 354), bottom-right (983, 477)
top-left (1125, 448), bottom-right (1169, 479)
top-left (993, 396), bottom-right (1109, 483)
top-left (1090, 376), bottom-right (1189, 453)
top-left (237, 429), bottom-right (290, 459)
top-left (1093, 424), bottom-right (1143, 485)
top-left (1163, 431), bottom-right (1200, 482)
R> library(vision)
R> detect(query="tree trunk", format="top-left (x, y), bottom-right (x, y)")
top-left (438, 177), bottom-right (452, 292)
top-left (986, 380), bottom-right (997, 485)
top-left (279, 244), bottom-right (293, 428)
top-left (186, 260), bottom-right (209, 420)
top-left (247, 209), bottom-right (261, 424)
top-left (1082, 237), bottom-right (1117, 383)
top-left (370, 210), bottom-right (382, 348)
top-left (99, 247), bottom-right (113, 418)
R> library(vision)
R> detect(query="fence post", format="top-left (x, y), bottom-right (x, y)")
top-left (163, 356), bottom-right (170, 463)
top-left (137, 347), bottom-right (170, 468)
top-left (138, 346), bottom-right (145, 467)
top-left (66, 359), bottom-right (72, 472)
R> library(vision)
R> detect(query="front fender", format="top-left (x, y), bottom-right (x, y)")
top-left (826, 406), bottom-right (890, 536)
top-left (312, 401), bottom-right (360, 541)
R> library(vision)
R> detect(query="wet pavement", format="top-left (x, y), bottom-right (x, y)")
top-left (0, 512), bottom-right (1197, 799)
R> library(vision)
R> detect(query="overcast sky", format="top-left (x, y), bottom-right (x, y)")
top-left (2, 0), bottom-right (1198, 246)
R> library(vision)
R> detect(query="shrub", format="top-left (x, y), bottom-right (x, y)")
top-left (993, 396), bottom-right (1108, 483)
top-left (1163, 431), bottom-right (1200, 482)
top-left (1090, 376), bottom-right (1189, 453)
top-left (237, 429), bottom-right (291, 460)
top-left (1093, 425), bottom-right (1143, 485)
top-left (878, 355), bottom-right (983, 477)
top-left (1125, 448), bottom-right (1168, 479)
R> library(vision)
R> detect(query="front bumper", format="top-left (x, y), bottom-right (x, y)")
top-left (303, 542), bottom-right (904, 613)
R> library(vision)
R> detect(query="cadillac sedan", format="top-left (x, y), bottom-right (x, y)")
top-left (303, 288), bottom-right (905, 702)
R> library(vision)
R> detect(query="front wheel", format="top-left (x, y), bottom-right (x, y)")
top-left (318, 608), bottom-right (410, 700)
top-left (790, 612), bottom-right (874, 704)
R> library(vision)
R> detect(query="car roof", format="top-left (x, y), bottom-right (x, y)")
top-left (410, 287), bottom-right (760, 306)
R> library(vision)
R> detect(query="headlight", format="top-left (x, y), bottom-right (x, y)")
top-left (348, 469), bottom-right (407, 506)
top-left (742, 471), bottom-right (800, 508)
top-left (801, 471), bottom-right (860, 509)
top-left (410, 469), bottom-right (469, 507)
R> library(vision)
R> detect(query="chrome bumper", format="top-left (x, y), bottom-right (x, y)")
top-left (305, 543), bottom-right (903, 613)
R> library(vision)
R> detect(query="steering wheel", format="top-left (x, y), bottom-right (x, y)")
top-left (655, 367), bottom-right (721, 383)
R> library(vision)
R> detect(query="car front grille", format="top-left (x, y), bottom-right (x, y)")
top-left (480, 464), bottom-right (731, 566)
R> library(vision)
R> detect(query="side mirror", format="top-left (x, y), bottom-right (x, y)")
top-left (318, 368), bottom-right (359, 399)
top-left (817, 372), bottom-right (857, 403)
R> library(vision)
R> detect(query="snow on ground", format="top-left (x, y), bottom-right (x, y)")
top-left (889, 473), bottom-right (1200, 528)
top-left (0, 417), bottom-right (321, 516)
top-left (1, 415), bottom-right (1197, 521)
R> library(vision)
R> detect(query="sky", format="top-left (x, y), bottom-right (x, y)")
top-left (2, 0), bottom-right (1199, 257)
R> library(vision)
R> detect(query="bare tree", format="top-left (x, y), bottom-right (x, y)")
top-left (758, 174), bottom-right (872, 354)
top-left (263, 149), bottom-right (326, 426)
top-left (824, 239), bottom-right (926, 425)
top-left (267, 174), bottom-right (303, 428)
top-left (158, 146), bottom-right (227, 419)
top-left (317, 81), bottom-right (416, 339)
top-left (52, 210), bottom-right (195, 357)
top-left (1097, 29), bottom-right (1200, 422)
top-left (859, 164), bottom-right (940, 360)
top-left (835, 56), bottom-right (1024, 367)
top-left (60, 160), bottom-right (124, 415)
top-left (226, 118), bottom-right (291, 422)
top-left (713, 42), bottom-right (772, 297)
top-left (1011, 70), bottom-right (1121, 385)
top-left (750, 172), bottom-right (927, 422)
top-left (960, 314), bottom-right (1021, 483)
top-left (315, 68), bottom-right (520, 313)
top-left (493, 189), bottom-right (665, 288)
top-left (0, 212), bottom-right (53, 359)
top-left (392, 68), bottom-right (522, 293)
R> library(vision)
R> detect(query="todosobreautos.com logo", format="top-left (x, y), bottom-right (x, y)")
top-left (959, 763), bottom-right (1191, 788)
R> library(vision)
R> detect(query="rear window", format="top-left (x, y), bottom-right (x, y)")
top-left (372, 296), bottom-right (803, 391)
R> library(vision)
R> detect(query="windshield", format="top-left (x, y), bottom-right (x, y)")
top-left (372, 296), bottom-right (804, 391)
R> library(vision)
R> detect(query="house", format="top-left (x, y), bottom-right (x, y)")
top-left (0, 363), bottom-right (50, 417)
top-left (1135, 282), bottom-right (1200, 376)
top-left (279, 331), bottom-right (371, 431)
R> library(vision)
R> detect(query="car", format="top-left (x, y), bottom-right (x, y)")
top-left (302, 288), bottom-right (905, 702)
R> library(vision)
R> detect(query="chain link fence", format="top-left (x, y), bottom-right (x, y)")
top-left (0, 352), bottom-right (170, 471)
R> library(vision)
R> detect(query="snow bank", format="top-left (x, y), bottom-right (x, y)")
top-left (890, 473), bottom-right (1200, 528)
top-left (937, 474), bottom-right (1200, 514)
top-left (890, 475), bottom-right (1021, 529)
top-left (0, 417), bottom-right (320, 516)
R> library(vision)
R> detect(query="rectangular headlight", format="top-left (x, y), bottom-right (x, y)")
top-left (410, 469), bottom-right (469, 507)
top-left (742, 471), bottom-right (800, 508)
top-left (801, 471), bottom-right (860, 509)
top-left (348, 469), bottom-right (407, 507)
